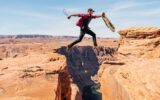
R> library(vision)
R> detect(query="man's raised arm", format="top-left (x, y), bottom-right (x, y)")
top-left (94, 12), bottom-right (105, 18)
top-left (67, 14), bottom-right (80, 19)
top-left (95, 15), bottom-right (102, 18)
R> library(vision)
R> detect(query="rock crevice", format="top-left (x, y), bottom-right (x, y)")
top-left (56, 46), bottom-right (116, 100)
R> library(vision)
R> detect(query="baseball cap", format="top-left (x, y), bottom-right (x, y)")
top-left (88, 8), bottom-right (95, 12)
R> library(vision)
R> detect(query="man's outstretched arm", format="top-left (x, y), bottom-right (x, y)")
top-left (67, 14), bottom-right (80, 19)
top-left (94, 12), bottom-right (105, 18)
top-left (95, 15), bottom-right (102, 18)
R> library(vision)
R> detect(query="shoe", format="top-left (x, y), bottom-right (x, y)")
top-left (67, 45), bottom-right (71, 51)
top-left (94, 44), bottom-right (98, 48)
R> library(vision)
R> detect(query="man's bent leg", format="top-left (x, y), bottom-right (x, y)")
top-left (68, 29), bottom-right (85, 48)
top-left (84, 28), bottom-right (97, 46)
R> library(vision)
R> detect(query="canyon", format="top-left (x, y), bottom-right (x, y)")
top-left (0, 27), bottom-right (160, 100)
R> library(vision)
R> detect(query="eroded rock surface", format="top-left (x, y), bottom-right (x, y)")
top-left (98, 27), bottom-right (160, 100)
top-left (0, 36), bottom-right (119, 100)
top-left (0, 52), bottom-right (80, 100)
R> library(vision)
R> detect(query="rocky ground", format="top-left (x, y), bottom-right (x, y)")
top-left (0, 27), bottom-right (159, 100)
top-left (0, 36), bottom-right (118, 100)
top-left (98, 27), bottom-right (160, 100)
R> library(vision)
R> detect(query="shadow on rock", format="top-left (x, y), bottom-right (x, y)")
top-left (104, 61), bottom-right (125, 65)
top-left (56, 46), bottom-right (99, 90)
top-left (55, 46), bottom-right (116, 100)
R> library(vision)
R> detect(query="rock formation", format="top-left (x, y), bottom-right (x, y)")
top-left (98, 27), bottom-right (160, 100)
top-left (1, 27), bottom-right (159, 100)
top-left (118, 27), bottom-right (160, 59)
top-left (0, 38), bottom-right (117, 100)
top-left (56, 46), bottom-right (116, 100)
top-left (0, 51), bottom-right (81, 100)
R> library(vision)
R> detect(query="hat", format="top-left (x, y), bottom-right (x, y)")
top-left (88, 8), bottom-right (95, 12)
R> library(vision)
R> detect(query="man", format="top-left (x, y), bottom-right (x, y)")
top-left (67, 8), bottom-right (104, 50)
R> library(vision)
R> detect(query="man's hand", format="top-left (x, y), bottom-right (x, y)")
top-left (102, 12), bottom-right (105, 17)
top-left (67, 15), bottom-right (71, 19)
top-left (95, 12), bottom-right (105, 18)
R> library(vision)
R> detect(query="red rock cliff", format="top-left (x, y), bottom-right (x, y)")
top-left (98, 27), bottom-right (160, 100)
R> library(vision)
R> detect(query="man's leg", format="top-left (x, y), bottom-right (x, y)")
top-left (68, 29), bottom-right (85, 49)
top-left (84, 28), bottom-right (97, 46)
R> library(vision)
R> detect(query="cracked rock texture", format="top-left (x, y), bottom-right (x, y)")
top-left (98, 27), bottom-right (160, 100)
top-left (0, 50), bottom-right (80, 100)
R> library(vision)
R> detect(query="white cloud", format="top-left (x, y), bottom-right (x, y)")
top-left (12, 10), bottom-right (53, 20)
top-left (0, 7), bottom-right (54, 20)
top-left (108, 0), bottom-right (157, 12)
top-left (134, 8), bottom-right (160, 17)
top-left (103, 0), bottom-right (160, 28)
top-left (48, 6), bottom-right (83, 13)
top-left (65, 8), bottom-right (83, 13)
top-left (109, 1), bottom-right (141, 11)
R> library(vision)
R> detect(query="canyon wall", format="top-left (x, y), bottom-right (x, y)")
top-left (0, 50), bottom-right (81, 100)
top-left (56, 46), bottom-right (116, 100)
top-left (98, 27), bottom-right (160, 100)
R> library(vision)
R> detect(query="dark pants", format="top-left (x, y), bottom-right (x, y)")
top-left (68, 27), bottom-right (97, 48)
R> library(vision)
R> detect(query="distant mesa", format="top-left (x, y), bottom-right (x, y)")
top-left (0, 35), bottom-right (53, 39)
top-left (0, 35), bottom-right (79, 39)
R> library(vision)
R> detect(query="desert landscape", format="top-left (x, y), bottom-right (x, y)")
top-left (0, 27), bottom-right (159, 100)
top-left (0, 34), bottom-right (118, 100)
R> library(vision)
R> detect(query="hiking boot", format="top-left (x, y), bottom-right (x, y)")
top-left (67, 45), bottom-right (71, 51)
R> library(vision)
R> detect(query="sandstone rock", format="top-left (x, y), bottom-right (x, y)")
top-left (100, 59), bottom-right (160, 100)
top-left (71, 84), bottom-right (82, 100)
top-left (119, 27), bottom-right (160, 39)
top-left (118, 27), bottom-right (160, 59)
top-left (0, 53), bottom-right (73, 100)
top-left (0, 36), bottom-right (119, 100)
top-left (99, 27), bottom-right (160, 100)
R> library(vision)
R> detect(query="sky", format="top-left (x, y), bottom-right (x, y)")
top-left (0, 0), bottom-right (160, 38)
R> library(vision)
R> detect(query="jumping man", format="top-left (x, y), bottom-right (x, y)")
top-left (67, 8), bottom-right (105, 50)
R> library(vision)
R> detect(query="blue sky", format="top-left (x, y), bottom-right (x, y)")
top-left (0, 0), bottom-right (160, 38)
